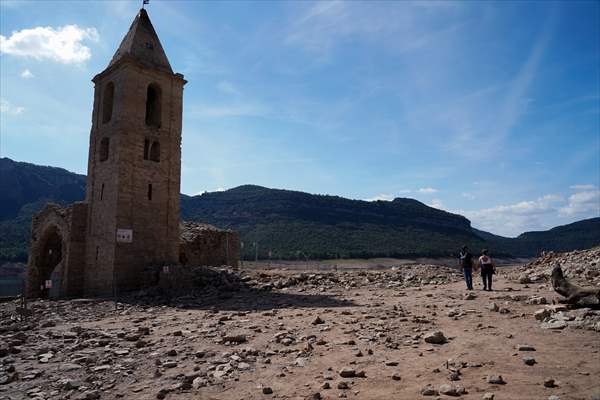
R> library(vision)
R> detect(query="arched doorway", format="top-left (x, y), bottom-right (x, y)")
top-left (36, 226), bottom-right (63, 298)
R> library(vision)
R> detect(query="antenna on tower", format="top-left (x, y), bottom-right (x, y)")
top-left (142, 0), bottom-right (149, 9)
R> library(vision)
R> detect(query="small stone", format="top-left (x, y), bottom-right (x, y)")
top-left (321, 382), bottom-right (331, 389)
top-left (337, 381), bottom-right (349, 390)
top-left (540, 321), bottom-right (567, 330)
top-left (464, 292), bottom-right (476, 300)
top-left (543, 378), bottom-right (556, 388)
top-left (192, 377), bottom-right (206, 389)
top-left (487, 375), bottom-right (505, 384)
top-left (439, 384), bottom-right (458, 396)
top-left (262, 386), bottom-right (273, 394)
top-left (548, 396), bottom-right (560, 400)
top-left (523, 356), bottom-right (536, 366)
top-left (312, 316), bottom-right (325, 325)
top-left (482, 393), bottom-right (495, 400)
top-left (534, 309), bottom-right (551, 321)
top-left (517, 344), bottom-right (536, 351)
top-left (487, 302), bottom-right (499, 312)
top-left (339, 368), bottom-right (356, 378)
top-left (424, 331), bottom-right (447, 344)
top-left (167, 349), bottom-right (177, 356)
top-left (420, 385), bottom-right (439, 396)
top-left (391, 374), bottom-right (401, 381)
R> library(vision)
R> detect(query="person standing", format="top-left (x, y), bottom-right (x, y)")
top-left (478, 249), bottom-right (495, 291)
top-left (459, 245), bottom-right (474, 290)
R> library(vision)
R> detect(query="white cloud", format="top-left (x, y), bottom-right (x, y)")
top-left (559, 190), bottom-right (600, 216)
top-left (458, 194), bottom-right (565, 237)
top-left (0, 25), bottom-right (99, 64)
top-left (462, 192), bottom-right (475, 200)
top-left (417, 187), bottom-right (438, 194)
top-left (570, 184), bottom-right (596, 190)
top-left (20, 69), bottom-right (34, 79)
top-left (428, 199), bottom-right (444, 209)
top-left (364, 194), bottom-right (394, 202)
top-left (0, 98), bottom-right (25, 115)
top-left (216, 80), bottom-right (240, 96)
top-left (193, 187), bottom-right (226, 196)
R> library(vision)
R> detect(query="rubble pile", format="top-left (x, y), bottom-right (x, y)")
top-left (513, 246), bottom-right (600, 285)
top-left (533, 304), bottom-right (600, 332)
top-left (248, 264), bottom-right (463, 291)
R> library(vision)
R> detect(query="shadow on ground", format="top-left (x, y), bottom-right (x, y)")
top-left (116, 265), bottom-right (357, 311)
top-left (121, 289), bottom-right (357, 311)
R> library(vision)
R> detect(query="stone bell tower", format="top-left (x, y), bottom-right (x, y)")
top-left (84, 8), bottom-right (186, 295)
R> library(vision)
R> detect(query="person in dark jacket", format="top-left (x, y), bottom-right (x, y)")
top-left (478, 249), bottom-right (496, 291)
top-left (458, 245), bottom-right (474, 290)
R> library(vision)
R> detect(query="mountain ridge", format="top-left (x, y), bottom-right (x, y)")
top-left (1, 157), bottom-right (599, 261)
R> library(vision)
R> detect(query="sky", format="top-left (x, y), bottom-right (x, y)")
top-left (0, 0), bottom-right (599, 237)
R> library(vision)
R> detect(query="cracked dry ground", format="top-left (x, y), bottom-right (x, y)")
top-left (1, 267), bottom-right (599, 400)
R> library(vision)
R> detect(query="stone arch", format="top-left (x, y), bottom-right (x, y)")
top-left (30, 225), bottom-right (64, 298)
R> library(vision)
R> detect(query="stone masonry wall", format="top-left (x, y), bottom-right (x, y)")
top-left (179, 221), bottom-right (240, 268)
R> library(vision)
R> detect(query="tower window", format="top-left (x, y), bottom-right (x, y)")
top-left (147, 183), bottom-right (153, 200)
top-left (143, 139), bottom-right (150, 160)
top-left (149, 141), bottom-right (160, 162)
top-left (99, 137), bottom-right (109, 161)
top-left (100, 183), bottom-right (105, 200)
top-left (145, 83), bottom-right (162, 128)
top-left (102, 82), bottom-right (115, 123)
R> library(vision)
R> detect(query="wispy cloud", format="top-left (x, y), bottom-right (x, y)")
top-left (428, 198), bottom-right (444, 209)
top-left (570, 184), bottom-right (596, 190)
top-left (364, 193), bottom-right (394, 202)
top-left (560, 189), bottom-right (600, 216)
top-left (20, 69), bottom-right (34, 79)
top-left (0, 98), bottom-right (25, 115)
top-left (417, 187), bottom-right (438, 194)
top-left (216, 80), bottom-right (241, 96)
top-left (0, 25), bottom-right (99, 64)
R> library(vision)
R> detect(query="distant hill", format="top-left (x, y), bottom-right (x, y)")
top-left (1, 157), bottom-right (599, 262)
top-left (181, 185), bottom-right (487, 259)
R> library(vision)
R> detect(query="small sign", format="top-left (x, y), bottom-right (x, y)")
top-left (116, 229), bottom-right (133, 243)
top-left (45, 280), bottom-right (52, 289)
top-left (162, 266), bottom-right (170, 274)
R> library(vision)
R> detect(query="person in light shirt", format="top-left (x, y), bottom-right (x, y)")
top-left (478, 249), bottom-right (496, 291)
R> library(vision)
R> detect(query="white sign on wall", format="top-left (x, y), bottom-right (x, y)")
top-left (116, 229), bottom-right (133, 243)
top-left (45, 280), bottom-right (53, 289)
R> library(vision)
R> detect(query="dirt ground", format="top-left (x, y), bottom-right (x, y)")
top-left (1, 265), bottom-right (599, 400)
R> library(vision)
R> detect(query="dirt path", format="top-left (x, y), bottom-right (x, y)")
top-left (1, 268), bottom-right (599, 400)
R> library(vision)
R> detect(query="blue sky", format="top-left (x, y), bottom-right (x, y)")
top-left (1, 0), bottom-right (599, 237)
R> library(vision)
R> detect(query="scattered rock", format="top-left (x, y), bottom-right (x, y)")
top-left (523, 356), bottom-right (536, 366)
top-left (424, 331), bottom-right (447, 344)
top-left (487, 375), bottom-right (506, 385)
top-left (543, 378), bottom-right (556, 388)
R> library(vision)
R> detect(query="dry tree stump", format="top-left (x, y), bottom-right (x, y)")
top-left (551, 265), bottom-right (600, 304)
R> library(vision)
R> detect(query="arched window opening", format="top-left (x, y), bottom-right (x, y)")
top-left (99, 137), bottom-right (109, 162)
top-left (102, 82), bottom-right (115, 124)
top-left (149, 141), bottom-right (160, 162)
top-left (147, 183), bottom-right (153, 200)
top-left (143, 139), bottom-right (150, 160)
top-left (145, 83), bottom-right (162, 128)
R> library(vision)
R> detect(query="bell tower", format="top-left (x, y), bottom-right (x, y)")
top-left (84, 9), bottom-right (186, 295)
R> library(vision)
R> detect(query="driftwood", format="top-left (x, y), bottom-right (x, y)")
top-left (551, 265), bottom-right (600, 304)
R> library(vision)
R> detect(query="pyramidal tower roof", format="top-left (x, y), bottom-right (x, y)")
top-left (108, 8), bottom-right (173, 74)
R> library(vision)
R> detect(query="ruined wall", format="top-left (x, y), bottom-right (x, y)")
top-left (179, 221), bottom-right (240, 267)
top-left (27, 202), bottom-right (87, 298)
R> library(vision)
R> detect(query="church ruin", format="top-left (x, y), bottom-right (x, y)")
top-left (26, 9), bottom-right (239, 298)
